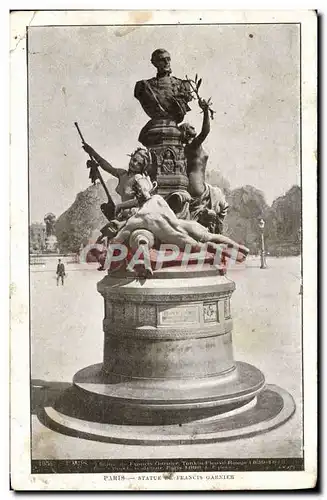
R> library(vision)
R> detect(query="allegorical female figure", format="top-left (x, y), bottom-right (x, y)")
top-left (81, 143), bottom-right (152, 269)
top-left (179, 99), bottom-right (229, 234)
top-left (82, 143), bottom-right (152, 204)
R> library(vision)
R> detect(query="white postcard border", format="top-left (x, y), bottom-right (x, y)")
top-left (10, 9), bottom-right (317, 491)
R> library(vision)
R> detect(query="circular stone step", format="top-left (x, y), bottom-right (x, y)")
top-left (41, 384), bottom-right (295, 445)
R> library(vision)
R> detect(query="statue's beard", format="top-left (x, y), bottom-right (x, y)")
top-left (157, 68), bottom-right (172, 77)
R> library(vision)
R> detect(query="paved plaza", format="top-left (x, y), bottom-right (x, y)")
top-left (31, 256), bottom-right (302, 459)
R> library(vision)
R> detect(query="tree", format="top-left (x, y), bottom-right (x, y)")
top-left (265, 185), bottom-right (301, 255)
top-left (55, 177), bottom-right (119, 253)
top-left (224, 185), bottom-right (269, 251)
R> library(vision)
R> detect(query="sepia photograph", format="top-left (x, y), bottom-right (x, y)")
top-left (10, 10), bottom-right (317, 490)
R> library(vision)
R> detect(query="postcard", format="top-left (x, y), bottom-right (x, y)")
top-left (10, 9), bottom-right (317, 490)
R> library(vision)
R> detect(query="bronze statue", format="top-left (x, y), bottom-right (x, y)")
top-left (82, 143), bottom-right (151, 204)
top-left (179, 98), bottom-right (211, 195)
top-left (114, 174), bottom-right (248, 262)
top-left (179, 98), bottom-right (229, 233)
top-left (134, 49), bottom-right (192, 124)
top-left (44, 212), bottom-right (56, 237)
top-left (134, 49), bottom-right (194, 194)
top-left (81, 143), bottom-right (152, 254)
top-left (79, 52), bottom-right (228, 238)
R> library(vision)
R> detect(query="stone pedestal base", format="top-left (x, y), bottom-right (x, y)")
top-left (42, 265), bottom-right (295, 444)
top-left (45, 235), bottom-right (58, 253)
top-left (73, 361), bottom-right (264, 417)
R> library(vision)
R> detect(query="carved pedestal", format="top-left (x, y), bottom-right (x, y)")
top-left (139, 119), bottom-right (189, 196)
top-left (44, 265), bottom-right (295, 444)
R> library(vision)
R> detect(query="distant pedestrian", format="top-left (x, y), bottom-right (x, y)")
top-left (56, 259), bottom-right (66, 286)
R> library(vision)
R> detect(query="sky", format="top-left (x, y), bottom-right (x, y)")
top-left (28, 23), bottom-right (300, 222)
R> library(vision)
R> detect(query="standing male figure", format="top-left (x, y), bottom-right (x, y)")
top-left (56, 259), bottom-right (65, 286)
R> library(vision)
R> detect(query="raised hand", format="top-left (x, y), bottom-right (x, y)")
top-left (198, 98), bottom-right (211, 112)
top-left (185, 75), bottom-right (215, 119)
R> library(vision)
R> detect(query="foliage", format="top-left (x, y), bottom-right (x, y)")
top-left (185, 74), bottom-right (216, 119)
top-left (265, 185), bottom-right (301, 249)
top-left (223, 185), bottom-right (269, 252)
top-left (55, 177), bottom-right (119, 253)
top-left (29, 224), bottom-right (46, 254)
top-left (221, 184), bottom-right (301, 255)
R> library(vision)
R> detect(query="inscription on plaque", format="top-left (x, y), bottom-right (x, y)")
top-left (158, 305), bottom-right (199, 325)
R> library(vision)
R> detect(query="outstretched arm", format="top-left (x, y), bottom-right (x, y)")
top-left (115, 198), bottom-right (139, 214)
top-left (190, 99), bottom-right (210, 149)
top-left (82, 143), bottom-right (125, 179)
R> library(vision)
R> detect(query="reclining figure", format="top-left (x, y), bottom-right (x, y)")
top-left (113, 174), bottom-right (249, 262)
